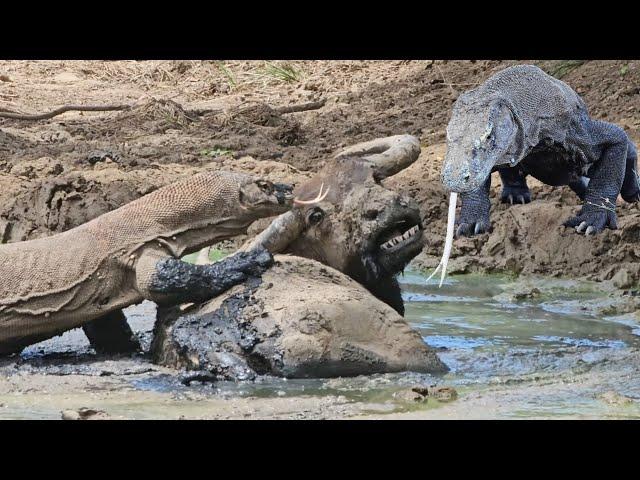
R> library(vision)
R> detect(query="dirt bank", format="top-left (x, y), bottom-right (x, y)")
top-left (2, 60), bottom-right (640, 284)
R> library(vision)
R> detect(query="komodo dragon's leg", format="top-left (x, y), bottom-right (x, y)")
top-left (136, 246), bottom-right (274, 305)
top-left (456, 176), bottom-right (492, 237)
top-left (498, 167), bottom-right (531, 205)
top-left (82, 310), bottom-right (141, 354)
top-left (568, 177), bottom-right (589, 200)
top-left (564, 123), bottom-right (628, 235)
top-left (621, 139), bottom-right (640, 203)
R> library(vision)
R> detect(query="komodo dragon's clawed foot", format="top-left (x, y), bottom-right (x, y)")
top-left (500, 185), bottom-right (531, 205)
top-left (455, 212), bottom-right (491, 238)
top-left (564, 204), bottom-right (618, 235)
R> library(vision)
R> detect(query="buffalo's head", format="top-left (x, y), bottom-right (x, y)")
top-left (244, 135), bottom-right (425, 315)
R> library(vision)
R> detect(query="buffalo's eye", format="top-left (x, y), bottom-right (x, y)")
top-left (307, 207), bottom-right (325, 225)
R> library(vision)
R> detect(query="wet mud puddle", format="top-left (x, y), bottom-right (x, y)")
top-left (399, 272), bottom-right (640, 418)
top-left (2, 273), bottom-right (640, 419)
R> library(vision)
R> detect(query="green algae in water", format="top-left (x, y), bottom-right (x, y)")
top-left (182, 247), bottom-right (229, 264)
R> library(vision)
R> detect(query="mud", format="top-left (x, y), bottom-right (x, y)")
top-left (3, 60), bottom-right (640, 282)
top-left (1, 272), bottom-right (639, 419)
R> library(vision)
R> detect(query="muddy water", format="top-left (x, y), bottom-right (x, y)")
top-left (1, 272), bottom-right (640, 419)
top-left (393, 272), bottom-right (640, 418)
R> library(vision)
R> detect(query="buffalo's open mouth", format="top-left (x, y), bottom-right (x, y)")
top-left (376, 216), bottom-right (423, 253)
top-left (378, 223), bottom-right (422, 253)
top-left (373, 214), bottom-right (425, 274)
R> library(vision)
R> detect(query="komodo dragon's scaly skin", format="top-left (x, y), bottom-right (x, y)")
top-left (441, 64), bottom-right (640, 237)
top-left (0, 171), bottom-right (293, 355)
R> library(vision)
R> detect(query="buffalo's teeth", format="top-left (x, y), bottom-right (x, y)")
top-left (380, 225), bottom-right (420, 251)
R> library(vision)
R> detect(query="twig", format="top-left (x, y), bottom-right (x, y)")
top-left (0, 104), bottom-right (131, 121)
top-left (274, 98), bottom-right (326, 114)
top-left (507, 208), bottom-right (523, 230)
top-left (0, 97), bottom-right (325, 123)
top-left (192, 98), bottom-right (326, 117)
top-left (435, 63), bottom-right (456, 96)
top-left (586, 199), bottom-right (616, 213)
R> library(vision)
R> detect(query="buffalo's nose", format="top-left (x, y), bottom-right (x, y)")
top-left (364, 208), bottom-right (380, 220)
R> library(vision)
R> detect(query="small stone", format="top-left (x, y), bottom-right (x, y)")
top-left (599, 391), bottom-right (634, 406)
top-left (61, 410), bottom-right (81, 420)
top-left (54, 71), bottom-right (80, 83)
top-left (612, 269), bottom-right (634, 289)
top-left (393, 389), bottom-right (427, 403)
top-left (61, 408), bottom-right (111, 420)
top-left (428, 386), bottom-right (458, 402)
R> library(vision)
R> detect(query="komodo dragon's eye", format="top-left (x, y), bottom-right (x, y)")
top-left (256, 180), bottom-right (274, 193)
top-left (307, 207), bottom-right (325, 226)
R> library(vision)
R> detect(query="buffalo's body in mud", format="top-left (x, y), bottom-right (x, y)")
top-left (153, 256), bottom-right (446, 380)
top-left (154, 135), bottom-right (447, 379)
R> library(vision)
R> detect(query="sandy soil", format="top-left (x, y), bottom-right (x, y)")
top-left (3, 60), bottom-right (640, 284)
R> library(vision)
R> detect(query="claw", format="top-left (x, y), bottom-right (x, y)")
top-left (517, 195), bottom-right (525, 205)
top-left (474, 223), bottom-right (483, 235)
top-left (585, 226), bottom-right (595, 236)
top-left (508, 194), bottom-right (514, 205)
top-left (576, 221), bottom-right (588, 233)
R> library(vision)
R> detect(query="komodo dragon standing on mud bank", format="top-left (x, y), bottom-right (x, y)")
top-left (430, 64), bottom-right (640, 284)
top-left (0, 171), bottom-right (297, 356)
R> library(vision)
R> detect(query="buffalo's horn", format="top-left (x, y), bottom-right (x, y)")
top-left (293, 183), bottom-right (330, 205)
top-left (239, 210), bottom-right (305, 254)
top-left (335, 134), bottom-right (421, 179)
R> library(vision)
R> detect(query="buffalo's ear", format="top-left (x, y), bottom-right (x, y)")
top-left (335, 134), bottom-right (421, 180)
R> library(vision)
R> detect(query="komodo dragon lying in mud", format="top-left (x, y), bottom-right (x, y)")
top-left (0, 171), bottom-right (302, 356)
top-left (430, 64), bottom-right (640, 285)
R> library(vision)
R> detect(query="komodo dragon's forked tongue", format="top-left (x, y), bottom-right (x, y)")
top-left (427, 192), bottom-right (457, 287)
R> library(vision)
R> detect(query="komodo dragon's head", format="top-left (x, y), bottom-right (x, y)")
top-left (441, 95), bottom-right (520, 194)
top-left (242, 135), bottom-right (425, 315)
top-left (237, 176), bottom-right (295, 216)
top-left (146, 172), bottom-right (297, 258)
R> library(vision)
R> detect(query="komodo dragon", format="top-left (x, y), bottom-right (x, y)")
top-left (429, 64), bottom-right (640, 285)
top-left (0, 171), bottom-right (297, 356)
